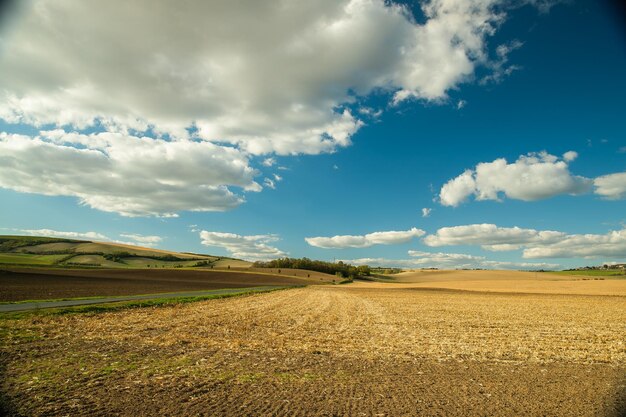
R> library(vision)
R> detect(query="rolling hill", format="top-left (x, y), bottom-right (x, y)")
top-left (0, 235), bottom-right (251, 269)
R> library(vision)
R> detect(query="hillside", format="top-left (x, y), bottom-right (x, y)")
top-left (0, 235), bottom-right (251, 269)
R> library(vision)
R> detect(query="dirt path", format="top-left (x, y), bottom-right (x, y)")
top-left (1, 284), bottom-right (625, 416)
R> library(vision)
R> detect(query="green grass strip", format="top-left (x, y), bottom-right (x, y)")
top-left (0, 286), bottom-right (298, 321)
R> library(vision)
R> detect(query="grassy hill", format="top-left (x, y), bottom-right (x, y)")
top-left (0, 235), bottom-right (252, 269)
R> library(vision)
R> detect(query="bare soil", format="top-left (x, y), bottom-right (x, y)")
top-left (1, 283), bottom-right (625, 416)
top-left (0, 268), bottom-right (316, 301)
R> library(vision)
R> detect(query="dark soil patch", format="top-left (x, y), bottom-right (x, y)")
top-left (0, 268), bottom-right (312, 301)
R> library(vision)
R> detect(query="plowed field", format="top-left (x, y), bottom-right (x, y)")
top-left (0, 268), bottom-right (317, 301)
top-left (1, 283), bottom-right (625, 416)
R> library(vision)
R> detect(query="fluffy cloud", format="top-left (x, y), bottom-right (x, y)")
top-left (16, 228), bottom-right (166, 247)
top-left (0, 0), bottom-right (513, 153)
top-left (522, 229), bottom-right (626, 259)
top-left (424, 223), bottom-right (566, 249)
top-left (439, 151), bottom-right (592, 206)
top-left (0, 132), bottom-right (259, 216)
top-left (305, 227), bottom-right (425, 249)
top-left (19, 229), bottom-right (109, 241)
top-left (421, 208), bottom-right (432, 218)
top-left (0, 0), bottom-right (544, 215)
top-left (199, 231), bottom-right (286, 261)
top-left (594, 172), bottom-right (626, 199)
top-left (424, 223), bottom-right (626, 260)
top-left (345, 252), bottom-right (558, 270)
top-left (119, 234), bottom-right (163, 245)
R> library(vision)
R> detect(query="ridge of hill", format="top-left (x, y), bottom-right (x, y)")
top-left (0, 235), bottom-right (251, 269)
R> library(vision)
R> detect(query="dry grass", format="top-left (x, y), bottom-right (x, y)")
top-left (379, 269), bottom-right (626, 296)
top-left (1, 282), bottom-right (625, 415)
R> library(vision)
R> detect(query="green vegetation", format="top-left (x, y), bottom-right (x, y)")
top-left (0, 253), bottom-right (71, 266)
top-left (0, 236), bottom-right (79, 252)
top-left (0, 235), bottom-right (247, 270)
top-left (370, 267), bottom-right (403, 275)
top-left (0, 287), bottom-right (296, 320)
top-left (253, 257), bottom-right (370, 279)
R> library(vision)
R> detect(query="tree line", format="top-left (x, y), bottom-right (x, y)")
top-left (253, 257), bottom-right (370, 278)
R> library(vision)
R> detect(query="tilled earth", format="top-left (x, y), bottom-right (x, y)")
top-left (1, 284), bottom-right (625, 416)
top-left (0, 268), bottom-right (316, 301)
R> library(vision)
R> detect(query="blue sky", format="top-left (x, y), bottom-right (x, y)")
top-left (0, 0), bottom-right (624, 269)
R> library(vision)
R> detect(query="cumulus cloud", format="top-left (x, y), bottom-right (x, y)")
top-left (199, 230), bottom-right (286, 261)
top-left (18, 229), bottom-right (109, 241)
top-left (439, 151), bottom-right (592, 206)
top-left (594, 172), bottom-right (626, 200)
top-left (0, 132), bottom-right (259, 216)
top-left (421, 208), bottom-right (432, 218)
top-left (305, 227), bottom-right (425, 249)
top-left (0, 0), bottom-right (546, 215)
top-left (0, 0), bottom-right (514, 153)
top-left (424, 223), bottom-right (566, 249)
top-left (119, 233), bottom-right (163, 245)
top-left (16, 228), bottom-right (165, 247)
top-left (262, 158), bottom-right (276, 167)
top-left (522, 229), bottom-right (626, 259)
top-left (424, 223), bottom-right (626, 260)
top-left (344, 251), bottom-right (558, 270)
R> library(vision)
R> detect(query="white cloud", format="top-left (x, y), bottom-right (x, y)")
top-left (562, 150), bottom-right (578, 162)
top-left (344, 252), bottom-right (558, 270)
top-left (262, 158), bottom-right (276, 167)
top-left (199, 230), bottom-right (286, 261)
top-left (424, 223), bottom-right (626, 260)
top-left (0, 0), bottom-right (557, 215)
top-left (480, 39), bottom-right (523, 85)
top-left (422, 208), bottom-right (432, 218)
top-left (439, 151), bottom-right (592, 206)
top-left (19, 229), bottom-right (109, 241)
top-left (522, 229), bottom-right (626, 259)
top-left (0, 0), bottom-right (515, 155)
top-left (0, 132), bottom-right (259, 216)
top-left (456, 100), bottom-right (467, 110)
top-left (263, 178), bottom-right (276, 190)
top-left (594, 172), bottom-right (626, 199)
top-left (424, 223), bottom-right (566, 249)
top-left (306, 227), bottom-right (425, 249)
top-left (16, 228), bottom-right (166, 247)
top-left (119, 233), bottom-right (163, 245)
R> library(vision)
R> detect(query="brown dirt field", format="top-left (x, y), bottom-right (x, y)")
top-left (1, 284), bottom-right (624, 416)
top-left (0, 268), bottom-right (316, 301)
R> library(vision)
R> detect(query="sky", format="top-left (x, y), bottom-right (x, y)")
top-left (0, 0), bottom-right (624, 270)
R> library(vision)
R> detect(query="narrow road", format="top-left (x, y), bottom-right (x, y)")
top-left (0, 285), bottom-right (289, 312)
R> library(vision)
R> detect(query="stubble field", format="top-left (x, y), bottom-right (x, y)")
top-left (1, 274), bottom-right (625, 416)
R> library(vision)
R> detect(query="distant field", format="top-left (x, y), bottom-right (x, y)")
top-left (0, 253), bottom-right (68, 266)
top-left (0, 235), bottom-right (254, 270)
top-left (0, 268), bottom-right (320, 302)
top-left (363, 269), bottom-right (626, 296)
top-left (549, 270), bottom-right (625, 277)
